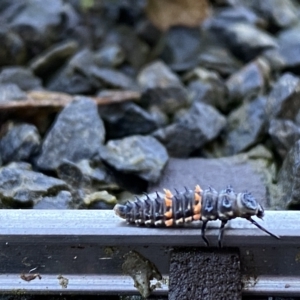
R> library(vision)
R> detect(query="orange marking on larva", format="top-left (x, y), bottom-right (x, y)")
top-left (193, 202), bottom-right (201, 214)
top-left (194, 192), bottom-right (201, 202)
top-left (193, 214), bottom-right (201, 220)
top-left (194, 184), bottom-right (202, 216)
top-left (164, 189), bottom-right (173, 206)
top-left (165, 219), bottom-right (174, 226)
top-left (195, 184), bottom-right (203, 194)
top-left (164, 210), bottom-right (173, 218)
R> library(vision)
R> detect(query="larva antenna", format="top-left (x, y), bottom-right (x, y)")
top-left (247, 217), bottom-right (280, 239)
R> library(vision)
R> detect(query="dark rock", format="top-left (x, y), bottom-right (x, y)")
top-left (197, 46), bottom-right (243, 77)
top-left (94, 44), bottom-right (125, 68)
top-left (0, 67), bottom-right (42, 91)
top-left (0, 122), bottom-right (41, 165)
top-left (34, 190), bottom-right (72, 209)
top-left (90, 66), bottom-right (137, 90)
top-left (226, 58), bottom-right (270, 104)
top-left (268, 119), bottom-right (300, 158)
top-left (261, 48), bottom-right (286, 72)
top-left (36, 97), bottom-right (105, 171)
top-left (213, 22), bottom-right (278, 61)
top-left (0, 83), bottom-right (27, 102)
top-left (99, 135), bottom-right (168, 182)
top-left (56, 160), bottom-right (85, 187)
top-left (185, 67), bottom-right (228, 112)
top-left (138, 61), bottom-right (188, 114)
top-left (222, 96), bottom-right (267, 155)
top-left (0, 26), bottom-right (27, 66)
top-left (277, 140), bottom-right (300, 209)
top-left (9, 0), bottom-right (66, 55)
top-left (153, 102), bottom-right (226, 157)
top-left (266, 73), bottom-right (300, 122)
top-left (98, 102), bottom-right (158, 139)
top-left (47, 66), bottom-right (94, 94)
top-left (46, 49), bottom-right (96, 94)
top-left (66, 49), bottom-right (95, 75)
top-left (278, 26), bottom-right (300, 71)
top-left (0, 163), bottom-right (68, 208)
top-left (136, 19), bottom-right (162, 47)
top-left (205, 6), bottom-right (266, 28)
top-left (245, 0), bottom-right (298, 29)
top-left (30, 40), bottom-right (79, 78)
top-left (160, 26), bottom-right (202, 71)
top-left (57, 159), bottom-right (118, 192)
top-left (148, 106), bottom-right (168, 127)
top-left (105, 26), bottom-right (150, 70)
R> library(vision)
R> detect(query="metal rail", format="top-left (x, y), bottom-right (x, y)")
top-left (0, 210), bottom-right (299, 296)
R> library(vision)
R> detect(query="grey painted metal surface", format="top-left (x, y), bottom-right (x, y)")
top-left (0, 209), bottom-right (299, 296)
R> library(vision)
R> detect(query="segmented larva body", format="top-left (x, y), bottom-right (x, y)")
top-left (114, 185), bottom-right (280, 246)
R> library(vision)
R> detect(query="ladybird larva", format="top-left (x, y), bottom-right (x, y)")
top-left (113, 185), bottom-right (280, 247)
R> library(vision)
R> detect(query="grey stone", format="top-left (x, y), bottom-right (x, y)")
top-left (36, 97), bottom-right (105, 171)
top-left (0, 67), bottom-right (42, 91)
top-left (160, 26), bottom-right (202, 71)
top-left (266, 73), bottom-right (300, 122)
top-left (34, 190), bottom-right (73, 209)
top-left (153, 102), bottom-right (226, 157)
top-left (57, 159), bottom-right (118, 192)
top-left (0, 26), bottom-right (26, 66)
top-left (90, 66), bottom-right (137, 90)
top-left (230, 23), bottom-right (278, 61)
top-left (269, 119), bottom-right (300, 158)
top-left (223, 96), bottom-right (267, 155)
top-left (98, 102), bottom-right (158, 139)
top-left (47, 65), bottom-right (94, 94)
top-left (46, 49), bottom-right (96, 94)
top-left (226, 58), bottom-right (270, 104)
top-left (136, 19), bottom-right (162, 47)
top-left (9, 0), bottom-right (65, 52)
top-left (278, 26), bottom-right (300, 70)
top-left (218, 22), bottom-right (278, 61)
top-left (246, 0), bottom-right (298, 29)
top-left (197, 46), bottom-right (243, 77)
top-left (261, 48), bottom-right (286, 72)
top-left (0, 83), bottom-right (26, 102)
top-left (30, 40), bottom-right (79, 77)
top-left (94, 44), bottom-right (125, 68)
top-left (99, 135), bottom-right (168, 182)
top-left (138, 61), bottom-right (188, 114)
top-left (105, 26), bottom-right (150, 69)
top-left (186, 67), bottom-right (228, 112)
top-left (205, 5), bottom-right (265, 29)
top-left (277, 140), bottom-right (300, 209)
top-left (0, 164), bottom-right (68, 208)
top-left (0, 123), bottom-right (41, 164)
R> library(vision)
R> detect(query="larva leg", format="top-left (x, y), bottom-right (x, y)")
top-left (247, 217), bottom-right (280, 239)
top-left (218, 220), bottom-right (227, 248)
top-left (201, 220), bottom-right (209, 247)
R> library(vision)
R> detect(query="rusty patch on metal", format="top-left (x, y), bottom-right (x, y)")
top-left (57, 274), bottom-right (69, 288)
top-left (122, 250), bottom-right (162, 298)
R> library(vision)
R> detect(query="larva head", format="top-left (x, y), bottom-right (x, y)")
top-left (114, 204), bottom-right (127, 219)
top-left (256, 203), bottom-right (265, 219)
top-left (237, 192), bottom-right (264, 218)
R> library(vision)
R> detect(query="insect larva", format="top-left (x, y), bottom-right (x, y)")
top-left (114, 185), bottom-right (280, 247)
